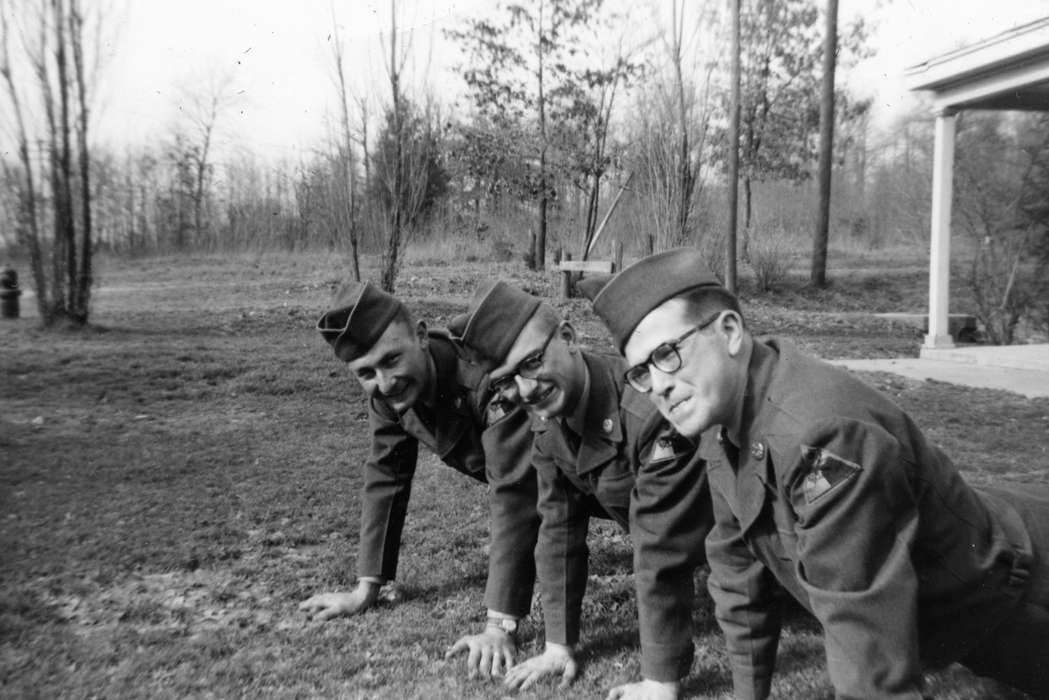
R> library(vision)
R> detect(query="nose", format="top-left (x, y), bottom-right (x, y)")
top-left (514, 374), bottom-right (540, 401)
top-left (648, 365), bottom-right (676, 398)
top-left (376, 369), bottom-right (398, 396)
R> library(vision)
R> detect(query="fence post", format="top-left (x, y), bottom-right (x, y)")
top-left (561, 252), bottom-right (574, 299)
top-left (612, 242), bottom-right (623, 273)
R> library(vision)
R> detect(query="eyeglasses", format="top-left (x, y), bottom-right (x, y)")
top-left (624, 312), bottom-right (723, 393)
top-left (489, 325), bottom-right (560, 394)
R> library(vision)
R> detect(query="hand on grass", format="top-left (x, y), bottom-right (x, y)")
top-left (503, 642), bottom-right (577, 691)
top-left (605, 678), bottom-right (681, 700)
top-left (298, 580), bottom-right (379, 620)
top-left (444, 625), bottom-right (517, 679)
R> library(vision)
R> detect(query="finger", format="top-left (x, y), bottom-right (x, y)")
top-left (298, 598), bottom-right (320, 611)
top-left (314, 607), bottom-right (339, 622)
top-left (502, 648), bottom-right (515, 674)
top-left (520, 669), bottom-right (541, 691)
top-left (559, 660), bottom-right (578, 689)
top-left (503, 667), bottom-right (526, 690)
top-left (444, 639), bottom-right (467, 659)
top-left (490, 651), bottom-right (503, 678)
top-left (466, 644), bottom-right (481, 679)
top-left (478, 646), bottom-right (494, 678)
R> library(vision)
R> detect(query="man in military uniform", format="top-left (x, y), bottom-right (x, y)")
top-left (449, 280), bottom-right (711, 695)
top-left (300, 281), bottom-right (539, 680)
top-left (589, 247), bottom-right (1049, 700)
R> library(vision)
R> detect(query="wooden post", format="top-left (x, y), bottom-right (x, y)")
top-left (562, 252), bottom-right (574, 299)
top-left (612, 241), bottom-right (623, 273)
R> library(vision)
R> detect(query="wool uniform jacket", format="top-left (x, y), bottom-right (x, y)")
top-left (700, 338), bottom-right (1049, 700)
top-left (531, 350), bottom-right (713, 682)
top-left (359, 330), bottom-right (538, 617)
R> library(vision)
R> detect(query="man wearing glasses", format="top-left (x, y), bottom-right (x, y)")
top-left (449, 280), bottom-right (712, 697)
top-left (303, 281), bottom-right (540, 680)
top-left (588, 247), bottom-right (1049, 699)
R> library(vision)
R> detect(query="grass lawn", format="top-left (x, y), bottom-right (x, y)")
top-left (2, 250), bottom-right (1046, 699)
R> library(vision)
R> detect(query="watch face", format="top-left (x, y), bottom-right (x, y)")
top-left (490, 617), bottom-right (517, 634)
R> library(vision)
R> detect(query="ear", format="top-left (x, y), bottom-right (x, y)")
top-left (721, 311), bottom-right (746, 357)
top-left (415, 320), bottom-right (429, 349)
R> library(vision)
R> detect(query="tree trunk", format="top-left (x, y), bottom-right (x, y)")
top-left (532, 0), bottom-right (548, 271)
top-left (71, 2), bottom-right (92, 320)
top-left (810, 0), bottom-right (838, 288)
top-left (742, 175), bottom-right (753, 261)
top-left (726, 0), bottom-right (741, 292)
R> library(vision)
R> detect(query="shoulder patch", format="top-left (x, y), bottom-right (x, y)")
top-left (649, 432), bottom-right (692, 463)
top-left (799, 445), bottom-right (861, 504)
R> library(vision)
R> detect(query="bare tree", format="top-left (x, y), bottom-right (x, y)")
top-left (0, 0), bottom-right (100, 325)
top-left (626, 2), bottom-right (718, 261)
top-left (328, 8), bottom-right (361, 279)
top-left (173, 72), bottom-right (235, 249)
top-left (371, 0), bottom-right (442, 292)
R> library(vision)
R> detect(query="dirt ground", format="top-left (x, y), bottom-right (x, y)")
top-left (1, 252), bottom-right (1046, 699)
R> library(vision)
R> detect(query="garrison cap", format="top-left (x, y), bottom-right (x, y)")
top-left (317, 281), bottom-right (404, 362)
top-left (458, 280), bottom-right (549, 370)
top-left (591, 247), bottom-right (724, 353)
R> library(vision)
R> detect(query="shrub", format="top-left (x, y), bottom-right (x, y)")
top-left (955, 113), bottom-right (1049, 344)
top-left (748, 223), bottom-right (796, 292)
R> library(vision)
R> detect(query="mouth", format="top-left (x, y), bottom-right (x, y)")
top-left (523, 384), bottom-right (557, 408)
top-left (666, 395), bottom-right (692, 418)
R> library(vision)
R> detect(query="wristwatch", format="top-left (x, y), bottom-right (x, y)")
top-left (487, 616), bottom-right (519, 637)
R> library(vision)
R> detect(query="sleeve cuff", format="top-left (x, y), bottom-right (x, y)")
top-left (486, 609), bottom-right (518, 620)
top-left (640, 641), bottom-right (694, 682)
top-left (358, 576), bottom-right (386, 585)
top-left (730, 666), bottom-right (773, 700)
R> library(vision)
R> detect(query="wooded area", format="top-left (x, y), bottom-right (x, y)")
top-left (1, 0), bottom-right (1047, 338)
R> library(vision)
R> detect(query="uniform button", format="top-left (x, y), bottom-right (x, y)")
top-left (454, 397), bottom-right (463, 409)
top-left (751, 442), bottom-right (765, 459)
top-left (602, 418), bottom-right (613, 433)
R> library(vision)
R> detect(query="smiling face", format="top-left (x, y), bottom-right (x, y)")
top-left (488, 316), bottom-right (583, 420)
top-left (623, 297), bottom-right (748, 438)
top-left (346, 317), bottom-right (432, 414)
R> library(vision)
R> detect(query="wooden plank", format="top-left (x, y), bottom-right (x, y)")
top-left (556, 260), bottom-right (614, 274)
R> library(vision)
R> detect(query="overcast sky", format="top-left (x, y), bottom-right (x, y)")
top-left (71, 0), bottom-right (1049, 159)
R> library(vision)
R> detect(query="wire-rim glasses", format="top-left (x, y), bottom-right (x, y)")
top-left (624, 312), bottom-right (723, 393)
top-left (489, 324), bottom-right (561, 394)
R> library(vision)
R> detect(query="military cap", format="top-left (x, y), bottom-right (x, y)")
top-left (591, 247), bottom-right (724, 352)
top-left (317, 281), bottom-right (404, 362)
top-left (458, 280), bottom-right (552, 369)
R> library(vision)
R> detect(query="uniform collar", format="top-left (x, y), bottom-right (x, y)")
top-left (723, 337), bottom-right (756, 449)
top-left (562, 354), bottom-right (591, 437)
top-left (579, 352), bottom-right (624, 444)
top-left (400, 334), bottom-right (472, 452)
top-left (736, 339), bottom-right (777, 445)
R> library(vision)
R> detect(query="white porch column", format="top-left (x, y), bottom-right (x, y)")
top-left (925, 108), bottom-right (957, 349)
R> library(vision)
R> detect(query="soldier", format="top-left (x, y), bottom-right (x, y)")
top-left (589, 247), bottom-right (1049, 700)
top-left (300, 281), bottom-right (540, 680)
top-left (450, 280), bottom-right (711, 695)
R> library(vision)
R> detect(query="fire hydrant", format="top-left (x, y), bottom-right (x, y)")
top-left (1, 266), bottom-right (22, 319)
